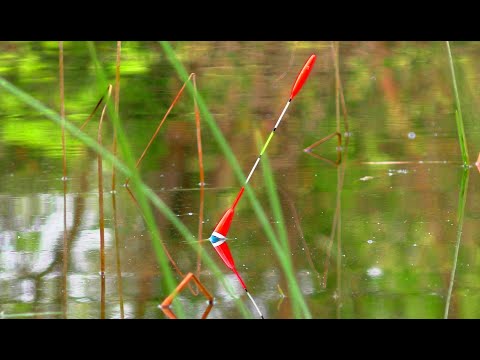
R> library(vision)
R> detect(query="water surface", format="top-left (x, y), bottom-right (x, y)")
top-left (1, 41), bottom-right (480, 319)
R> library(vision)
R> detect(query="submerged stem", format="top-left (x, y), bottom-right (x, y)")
top-left (444, 168), bottom-right (469, 318)
top-left (59, 41), bottom-right (68, 319)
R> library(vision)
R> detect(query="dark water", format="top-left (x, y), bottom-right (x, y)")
top-left (1, 41), bottom-right (480, 319)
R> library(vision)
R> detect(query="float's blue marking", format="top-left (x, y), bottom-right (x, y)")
top-left (210, 235), bottom-right (222, 244)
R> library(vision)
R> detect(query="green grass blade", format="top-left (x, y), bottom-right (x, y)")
top-left (444, 167), bottom-right (469, 318)
top-left (255, 130), bottom-right (290, 253)
top-left (446, 41), bottom-right (470, 166)
top-left (257, 130), bottom-right (307, 318)
top-left (86, 42), bottom-right (183, 317)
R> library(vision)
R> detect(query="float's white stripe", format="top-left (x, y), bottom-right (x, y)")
top-left (245, 157), bottom-right (261, 184)
top-left (212, 239), bottom-right (226, 247)
top-left (274, 100), bottom-right (290, 129)
top-left (246, 291), bottom-right (263, 318)
top-left (212, 231), bottom-right (225, 239)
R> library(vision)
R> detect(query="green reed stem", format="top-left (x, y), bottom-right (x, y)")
top-left (257, 131), bottom-right (307, 318)
top-left (446, 41), bottom-right (470, 166)
top-left (444, 167), bottom-right (469, 318)
top-left (256, 130), bottom-right (289, 253)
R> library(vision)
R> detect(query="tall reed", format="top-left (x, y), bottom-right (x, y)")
top-left (444, 168), bottom-right (469, 318)
top-left (59, 40), bottom-right (68, 319)
top-left (59, 41), bottom-right (67, 180)
top-left (112, 41), bottom-right (121, 191)
top-left (112, 41), bottom-right (125, 318)
top-left (446, 41), bottom-right (469, 166)
top-left (257, 131), bottom-right (308, 318)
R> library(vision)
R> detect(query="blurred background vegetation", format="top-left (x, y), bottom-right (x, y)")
top-left (1, 41), bottom-right (480, 318)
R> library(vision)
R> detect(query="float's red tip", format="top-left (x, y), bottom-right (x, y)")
top-left (290, 54), bottom-right (316, 100)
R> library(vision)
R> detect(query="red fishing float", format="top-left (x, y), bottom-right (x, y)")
top-left (209, 54), bottom-right (317, 319)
